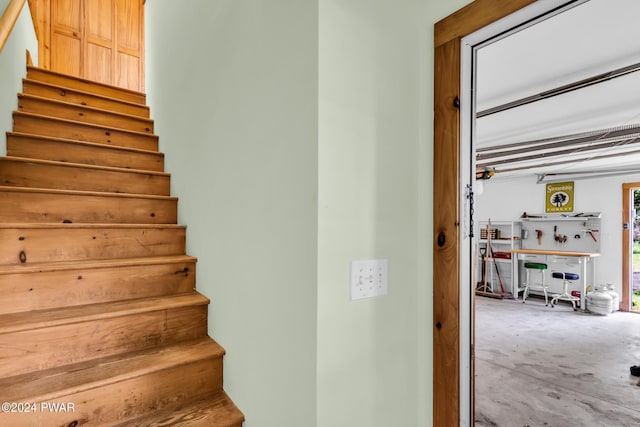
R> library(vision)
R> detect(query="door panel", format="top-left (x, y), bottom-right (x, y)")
top-left (115, 0), bottom-right (143, 90)
top-left (117, 0), bottom-right (140, 51)
top-left (86, 0), bottom-right (112, 41)
top-left (50, 33), bottom-right (81, 76)
top-left (117, 52), bottom-right (140, 90)
top-left (87, 44), bottom-right (112, 85)
top-left (85, 0), bottom-right (113, 85)
top-left (52, 0), bottom-right (81, 30)
top-left (50, 0), bottom-right (82, 77)
top-left (36, 0), bottom-right (144, 91)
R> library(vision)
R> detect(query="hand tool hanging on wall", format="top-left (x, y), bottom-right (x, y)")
top-left (535, 229), bottom-right (543, 245)
top-left (553, 225), bottom-right (568, 247)
top-left (584, 228), bottom-right (599, 242)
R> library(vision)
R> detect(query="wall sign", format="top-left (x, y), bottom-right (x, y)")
top-left (546, 181), bottom-right (574, 213)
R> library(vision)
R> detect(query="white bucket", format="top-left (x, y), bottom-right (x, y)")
top-left (587, 290), bottom-right (613, 315)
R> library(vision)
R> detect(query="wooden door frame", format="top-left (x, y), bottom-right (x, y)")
top-left (432, 1), bottom-right (538, 425)
top-left (622, 182), bottom-right (640, 312)
top-left (25, 0), bottom-right (50, 68)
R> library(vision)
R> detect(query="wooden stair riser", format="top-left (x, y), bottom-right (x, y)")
top-left (22, 79), bottom-right (151, 118)
top-left (13, 112), bottom-right (159, 151)
top-left (0, 259), bottom-right (196, 314)
top-left (18, 94), bottom-right (154, 134)
top-left (0, 305), bottom-right (207, 377)
top-left (1, 356), bottom-right (222, 426)
top-left (0, 158), bottom-right (170, 196)
top-left (0, 226), bottom-right (186, 266)
top-left (7, 133), bottom-right (164, 172)
top-left (27, 67), bottom-right (146, 105)
top-left (0, 189), bottom-right (177, 224)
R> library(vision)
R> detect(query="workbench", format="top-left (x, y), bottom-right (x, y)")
top-left (511, 249), bottom-right (600, 310)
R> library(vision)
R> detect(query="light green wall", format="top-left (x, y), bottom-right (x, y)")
top-left (0, 0), bottom-right (37, 156)
top-left (145, 0), bottom-right (472, 426)
top-left (145, 1), bottom-right (318, 426)
top-left (317, 1), bottom-right (424, 425)
top-left (317, 1), bottom-right (471, 426)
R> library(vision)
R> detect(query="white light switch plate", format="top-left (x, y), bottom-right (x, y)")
top-left (350, 259), bottom-right (388, 301)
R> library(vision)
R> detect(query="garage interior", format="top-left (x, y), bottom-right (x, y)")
top-left (470, 0), bottom-right (640, 425)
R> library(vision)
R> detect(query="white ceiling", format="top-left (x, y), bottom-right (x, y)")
top-left (475, 0), bottom-right (640, 181)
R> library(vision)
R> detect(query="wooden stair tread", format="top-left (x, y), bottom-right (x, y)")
top-left (13, 110), bottom-right (159, 139)
top-left (0, 185), bottom-right (177, 201)
top-left (27, 65), bottom-right (146, 105)
top-left (118, 392), bottom-right (245, 427)
top-left (1, 155), bottom-right (170, 178)
top-left (0, 337), bottom-right (224, 401)
top-left (0, 186), bottom-right (178, 224)
top-left (0, 255), bottom-right (197, 275)
top-left (0, 222), bottom-right (185, 229)
top-left (0, 292), bottom-right (210, 335)
top-left (0, 157), bottom-right (171, 196)
top-left (18, 92), bottom-right (155, 129)
top-left (12, 111), bottom-right (159, 152)
top-left (22, 78), bottom-right (151, 117)
top-left (7, 132), bottom-right (164, 172)
top-left (7, 131), bottom-right (162, 157)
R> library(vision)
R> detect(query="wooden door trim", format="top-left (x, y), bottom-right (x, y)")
top-left (432, 1), bottom-right (537, 425)
top-left (29, 0), bottom-right (51, 69)
top-left (435, 0), bottom-right (536, 48)
top-left (622, 183), bottom-right (640, 312)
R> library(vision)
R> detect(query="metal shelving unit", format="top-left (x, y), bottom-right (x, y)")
top-left (477, 221), bottom-right (523, 297)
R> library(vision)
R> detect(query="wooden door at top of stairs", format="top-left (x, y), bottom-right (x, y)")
top-left (33, 0), bottom-right (144, 92)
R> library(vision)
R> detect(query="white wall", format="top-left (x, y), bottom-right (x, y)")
top-left (145, 1), bottom-right (318, 426)
top-left (0, 0), bottom-right (37, 156)
top-left (476, 173), bottom-right (640, 300)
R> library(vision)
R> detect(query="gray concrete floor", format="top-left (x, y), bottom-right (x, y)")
top-left (475, 296), bottom-right (640, 426)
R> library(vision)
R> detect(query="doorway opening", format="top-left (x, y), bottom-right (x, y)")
top-left (633, 188), bottom-right (640, 311)
top-left (464, 0), bottom-right (640, 425)
top-left (623, 182), bottom-right (640, 312)
top-left (433, 0), bottom-right (640, 424)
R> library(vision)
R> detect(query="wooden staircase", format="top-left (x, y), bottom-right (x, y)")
top-left (0, 66), bottom-right (244, 426)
